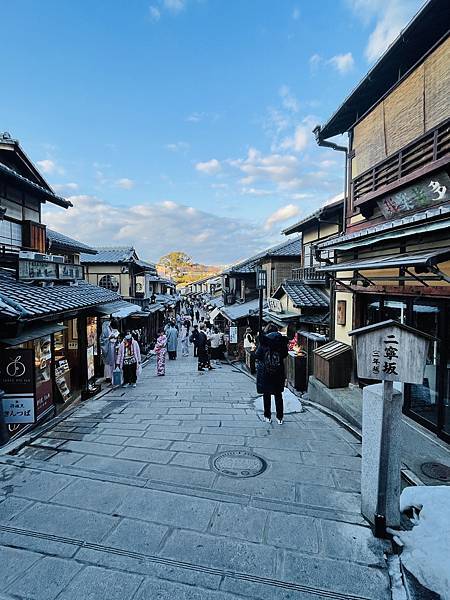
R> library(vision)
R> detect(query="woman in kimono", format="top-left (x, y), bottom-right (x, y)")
top-left (166, 322), bottom-right (179, 360)
top-left (180, 322), bottom-right (190, 357)
top-left (117, 331), bottom-right (141, 387)
top-left (100, 319), bottom-right (119, 381)
top-left (154, 329), bottom-right (167, 376)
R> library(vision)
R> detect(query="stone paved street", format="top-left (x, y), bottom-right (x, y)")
top-left (0, 353), bottom-right (391, 599)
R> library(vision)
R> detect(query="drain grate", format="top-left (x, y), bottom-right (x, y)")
top-left (211, 450), bottom-right (267, 478)
top-left (421, 462), bottom-right (450, 482)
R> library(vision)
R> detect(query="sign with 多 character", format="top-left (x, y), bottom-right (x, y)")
top-left (349, 320), bottom-right (433, 384)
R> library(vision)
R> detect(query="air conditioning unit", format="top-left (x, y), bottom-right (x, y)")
top-left (51, 255), bottom-right (65, 264)
top-left (19, 251), bottom-right (48, 261)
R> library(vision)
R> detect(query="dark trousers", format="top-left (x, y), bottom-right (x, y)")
top-left (263, 392), bottom-right (283, 420)
top-left (123, 362), bottom-right (137, 384)
top-left (168, 351), bottom-right (177, 360)
top-left (193, 345), bottom-right (198, 357)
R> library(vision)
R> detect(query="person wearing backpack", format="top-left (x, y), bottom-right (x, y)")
top-left (255, 323), bottom-right (289, 424)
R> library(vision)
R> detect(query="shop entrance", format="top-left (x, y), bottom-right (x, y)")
top-left (361, 295), bottom-right (450, 442)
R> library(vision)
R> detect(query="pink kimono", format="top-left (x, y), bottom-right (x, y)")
top-left (154, 334), bottom-right (167, 376)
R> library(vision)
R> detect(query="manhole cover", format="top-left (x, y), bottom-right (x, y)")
top-left (421, 462), bottom-right (450, 482)
top-left (211, 450), bottom-right (267, 478)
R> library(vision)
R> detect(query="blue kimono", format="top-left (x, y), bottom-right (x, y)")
top-left (166, 326), bottom-right (179, 353)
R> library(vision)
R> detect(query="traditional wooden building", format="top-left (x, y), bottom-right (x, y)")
top-left (0, 133), bottom-right (125, 442)
top-left (313, 0), bottom-right (450, 442)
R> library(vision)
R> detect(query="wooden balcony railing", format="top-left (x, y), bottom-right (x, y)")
top-left (352, 119), bottom-right (450, 207)
top-left (291, 267), bottom-right (327, 284)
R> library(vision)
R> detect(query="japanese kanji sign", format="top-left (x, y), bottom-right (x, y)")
top-left (349, 320), bottom-right (431, 384)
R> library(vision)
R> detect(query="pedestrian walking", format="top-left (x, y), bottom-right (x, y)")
top-left (180, 323), bottom-right (190, 357)
top-left (255, 323), bottom-right (288, 424)
top-left (209, 327), bottom-right (223, 364)
top-left (243, 327), bottom-right (256, 351)
top-left (190, 324), bottom-right (199, 357)
top-left (154, 329), bottom-right (167, 376)
top-left (166, 321), bottom-right (179, 360)
top-left (117, 331), bottom-right (142, 387)
top-left (195, 309), bottom-right (200, 323)
top-left (197, 323), bottom-right (213, 371)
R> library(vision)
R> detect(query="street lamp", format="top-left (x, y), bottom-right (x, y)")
top-left (256, 268), bottom-right (267, 334)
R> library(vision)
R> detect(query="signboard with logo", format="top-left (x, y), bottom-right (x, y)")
top-left (377, 171), bottom-right (450, 220)
top-left (57, 263), bottom-right (84, 280)
top-left (0, 349), bottom-right (35, 424)
top-left (18, 260), bottom-right (58, 281)
top-left (267, 298), bottom-right (282, 313)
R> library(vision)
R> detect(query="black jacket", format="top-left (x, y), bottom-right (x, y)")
top-left (255, 332), bottom-right (289, 394)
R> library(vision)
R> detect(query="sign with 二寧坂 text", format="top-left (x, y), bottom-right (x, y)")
top-left (377, 171), bottom-right (450, 220)
top-left (349, 320), bottom-right (431, 385)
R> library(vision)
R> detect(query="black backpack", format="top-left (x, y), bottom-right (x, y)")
top-left (264, 347), bottom-right (281, 374)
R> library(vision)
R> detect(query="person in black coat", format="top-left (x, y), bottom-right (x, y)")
top-left (255, 323), bottom-right (289, 424)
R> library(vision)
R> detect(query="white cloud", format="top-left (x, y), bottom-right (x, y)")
top-left (279, 85), bottom-right (300, 113)
top-left (43, 195), bottom-right (273, 264)
top-left (346, 0), bottom-right (424, 62)
top-left (265, 204), bottom-right (300, 230)
top-left (163, 0), bottom-right (185, 12)
top-left (328, 52), bottom-right (354, 74)
top-left (309, 52), bottom-right (354, 74)
top-left (195, 159), bottom-right (221, 175)
top-left (230, 148), bottom-right (301, 190)
top-left (52, 182), bottom-right (79, 193)
top-left (292, 7), bottom-right (300, 20)
top-left (115, 178), bottom-right (135, 189)
top-left (241, 187), bottom-right (273, 197)
top-left (279, 125), bottom-right (310, 152)
top-left (36, 159), bottom-right (65, 175)
top-left (166, 141), bottom-right (190, 152)
top-left (148, 5), bottom-right (161, 21)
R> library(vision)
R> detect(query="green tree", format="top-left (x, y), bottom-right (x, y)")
top-left (158, 251), bottom-right (193, 282)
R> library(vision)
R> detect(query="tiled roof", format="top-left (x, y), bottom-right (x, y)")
top-left (282, 199), bottom-right (343, 235)
top-left (220, 298), bottom-right (261, 321)
top-left (47, 229), bottom-right (97, 255)
top-left (0, 161), bottom-right (71, 208)
top-left (0, 269), bottom-right (121, 319)
top-left (227, 237), bottom-right (301, 274)
top-left (281, 280), bottom-right (329, 308)
top-left (317, 202), bottom-right (450, 249)
top-left (80, 247), bottom-right (136, 264)
top-left (0, 299), bottom-right (20, 319)
top-left (134, 259), bottom-right (157, 273)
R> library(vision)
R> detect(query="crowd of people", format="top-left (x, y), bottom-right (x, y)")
top-left (100, 297), bottom-right (290, 425)
top-left (151, 307), bottom-right (226, 376)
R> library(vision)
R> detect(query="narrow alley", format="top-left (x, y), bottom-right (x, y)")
top-left (0, 354), bottom-right (390, 600)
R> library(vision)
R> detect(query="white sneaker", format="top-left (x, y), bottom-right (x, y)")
top-left (264, 417), bottom-right (271, 423)
top-left (132, 384), bottom-right (137, 388)
top-left (277, 418), bottom-right (283, 425)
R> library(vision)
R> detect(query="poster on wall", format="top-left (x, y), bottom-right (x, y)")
top-left (86, 317), bottom-right (98, 356)
top-left (34, 336), bottom-right (53, 419)
top-left (87, 346), bottom-right (95, 380)
top-left (229, 326), bottom-right (238, 344)
top-left (0, 348), bottom-right (35, 424)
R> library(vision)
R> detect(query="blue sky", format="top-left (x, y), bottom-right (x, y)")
top-left (1, 0), bottom-right (424, 264)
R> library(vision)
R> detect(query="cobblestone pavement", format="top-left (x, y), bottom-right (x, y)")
top-left (0, 352), bottom-right (391, 600)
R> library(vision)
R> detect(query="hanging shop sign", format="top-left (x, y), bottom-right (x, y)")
top-left (57, 263), bottom-right (84, 280)
top-left (267, 298), bottom-right (282, 313)
top-left (0, 348), bottom-right (35, 423)
top-left (229, 326), bottom-right (238, 344)
top-left (34, 336), bottom-right (53, 419)
top-left (378, 171), bottom-right (450, 220)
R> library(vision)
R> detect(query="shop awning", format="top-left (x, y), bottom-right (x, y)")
top-left (95, 300), bottom-right (142, 318)
top-left (318, 248), bottom-right (450, 273)
top-left (0, 322), bottom-right (67, 346)
top-left (263, 311), bottom-right (301, 328)
top-left (210, 307), bottom-right (221, 321)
